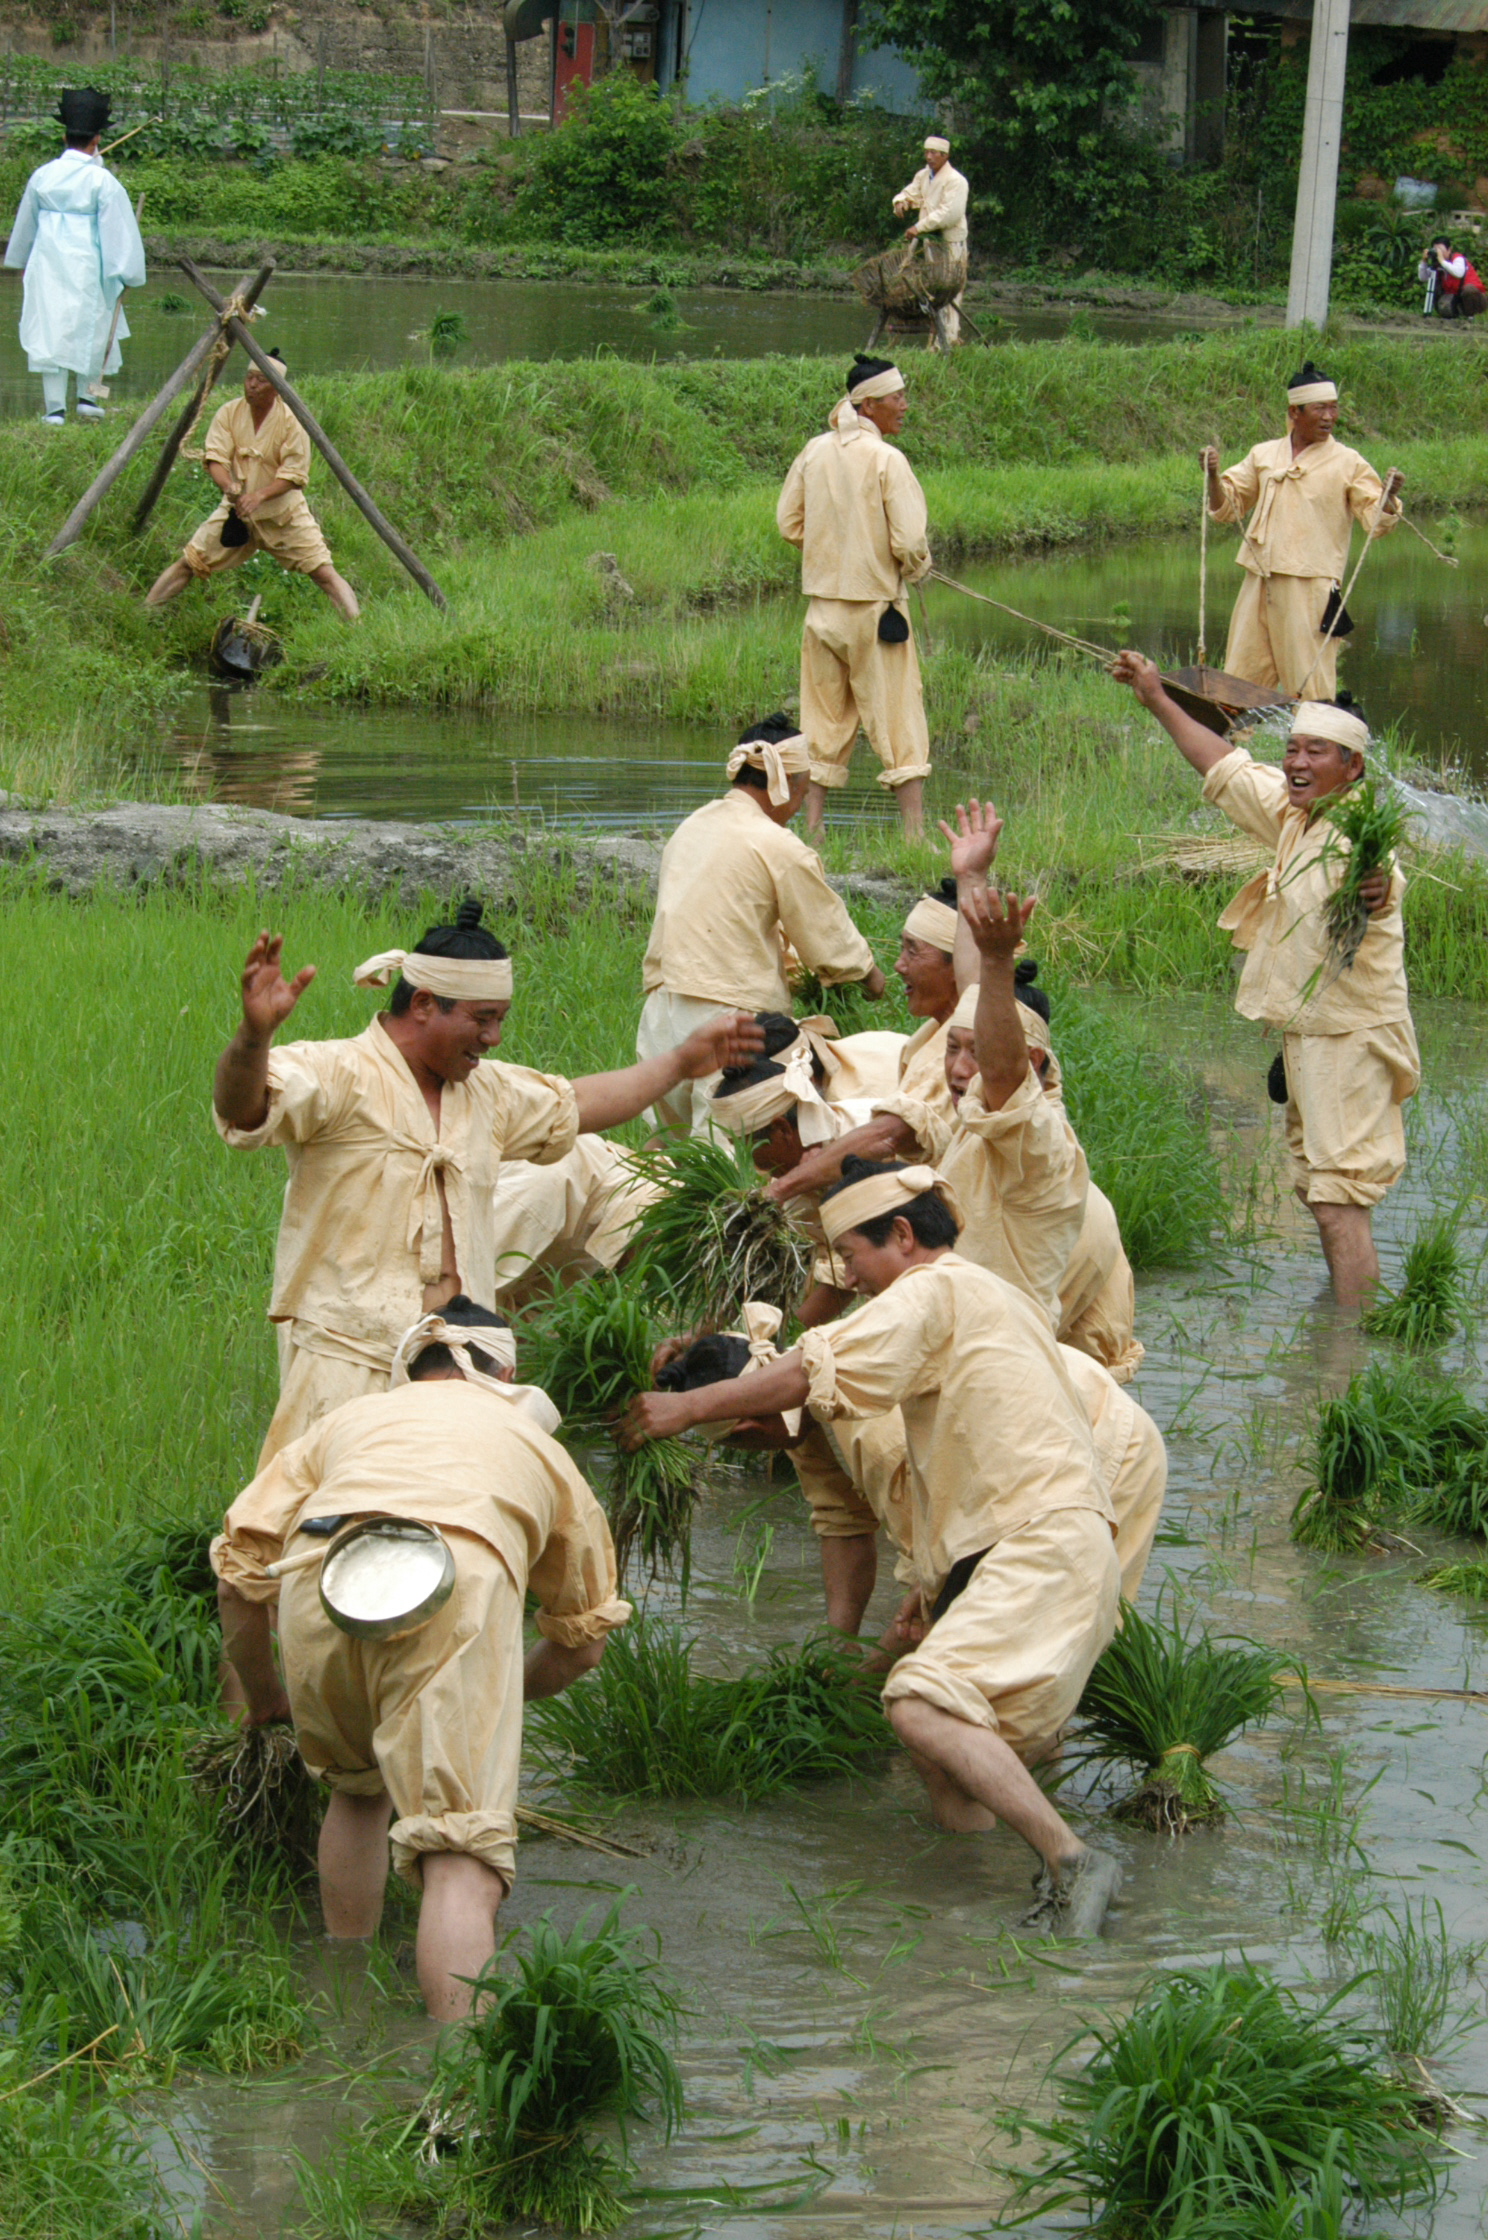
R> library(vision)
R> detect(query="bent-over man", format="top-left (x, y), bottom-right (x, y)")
top-left (214, 1299), bottom-right (629, 2021)
top-left (1203, 361), bottom-right (1401, 700)
top-left (623, 1160), bottom-right (1123, 1938)
top-left (147, 355), bottom-right (359, 620)
top-left (1113, 653), bottom-right (1417, 1310)
top-left (214, 896), bottom-right (762, 1460)
top-left (638, 714), bottom-right (883, 1133)
top-left (777, 356), bottom-right (933, 837)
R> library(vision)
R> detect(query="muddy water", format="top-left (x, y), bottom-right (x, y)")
top-left (0, 267), bottom-right (1240, 421)
top-left (159, 990), bottom-right (1488, 2237)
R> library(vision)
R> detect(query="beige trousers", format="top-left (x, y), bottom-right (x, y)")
top-left (791, 1412), bottom-right (911, 1542)
top-left (1057, 1186), bottom-right (1143, 1384)
top-left (882, 1507), bottom-right (1120, 1759)
top-left (491, 1139), bottom-right (662, 1305)
top-left (184, 493), bottom-right (334, 579)
top-left (1223, 571), bottom-right (1338, 700)
top-left (800, 597), bottom-right (933, 792)
top-left (636, 987), bottom-right (729, 1136)
top-left (1111, 1410), bottom-right (1168, 1604)
top-left (258, 1325), bottom-right (389, 1468)
top-left (279, 1526), bottom-right (523, 1892)
top-left (1281, 1020), bottom-right (1420, 1207)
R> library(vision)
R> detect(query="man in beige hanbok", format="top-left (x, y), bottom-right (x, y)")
top-left (213, 900), bottom-right (763, 1460)
top-left (214, 1302), bottom-right (629, 2021)
top-left (623, 1165), bottom-right (1124, 1939)
top-left (1203, 362), bottom-right (1401, 700)
top-left (777, 358), bottom-right (933, 836)
top-left (147, 357), bottom-right (360, 621)
top-left (1114, 653), bottom-right (1417, 1309)
top-left (638, 716), bottom-right (883, 1133)
top-left (892, 134), bottom-right (969, 349)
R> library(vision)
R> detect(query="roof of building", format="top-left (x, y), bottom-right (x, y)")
top-left (1237, 0), bottom-right (1488, 27)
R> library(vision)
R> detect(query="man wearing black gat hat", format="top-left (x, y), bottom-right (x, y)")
top-left (2, 89), bottom-right (146, 425)
top-left (1199, 361), bottom-right (1402, 699)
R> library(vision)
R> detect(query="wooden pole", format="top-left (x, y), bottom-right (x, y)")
top-left (130, 259), bottom-right (276, 533)
top-left (178, 258), bottom-right (449, 611)
top-left (43, 294), bottom-right (257, 560)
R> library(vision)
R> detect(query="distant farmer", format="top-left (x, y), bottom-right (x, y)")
top-left (213, 1299), bottom-right (630, 2021)
top-left (1112, 654), bottom-right (1417, 1312)
top-left (1201, 361), bottom-right (1402, 700)
top-left (777, 358), bottom-right (934, 838)
top-left (638, 714), bottom-right (884, 1133)
top-left (212, 896), bottom-right (762, 1461)
top-left (146, 355), bottom-right (360, 620)
top-left (1419, 237), bottom-right (1486, 320)
top-left (621, 1158), bottom-right (1124, 1940)
top-left (3, 88), bottom-right (145, 425)
top-left (892, 133), bottom-right (969, 349)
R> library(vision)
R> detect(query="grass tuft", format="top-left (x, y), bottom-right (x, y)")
top-left (629, 1130), bottom-right (815, 1324)
top-left (1291, 1359), bottom-right (1488, 1551)
top-left (531, 1621), bottom-right (892, 1803)
top-left (1419, 1556), bottom-right (1488, 1600)
top-left (1075, 1602), bottom-right (1294, 1831)
top-left (521, 1271), bottom-right (705, 1586)
top-left (1001, 1961), bottom-right (1440, 2234)
top-left (1360, 1215), bottom-right (1468, 1349)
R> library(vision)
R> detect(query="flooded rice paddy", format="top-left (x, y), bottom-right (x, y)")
top-left (157, 518), bottom-right (1488, 831)
top-left (157, 990), bottom-right (1488, 2236)
top-left (0, 267), bottom-right (1254, 421)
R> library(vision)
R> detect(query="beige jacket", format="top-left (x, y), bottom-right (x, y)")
top-left (798, 1253), bottom-right (1110, 1602)
top-left (211, 1379), bottom-right (630, 1647)
top-left (1209, 434), bottom-right (1399, 581)
top-left (203, 394), bottom-right (318, 531)
top-left (1203, 749), bottom-right (1414, 1036)
top-left (215, 1019), bottom-right (579, 1362)
top-left (777, 417), bottom-right (932, 603)
top-left (897, 1014), bottom-right (954, 1119)
top-left (893, 161), bottom-right (969, 252)
top-left (642, 790), bottom-right (875, 1010)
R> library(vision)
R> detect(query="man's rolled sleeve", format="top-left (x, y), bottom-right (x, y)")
top-left (1209, 453), bottom-right (1259, 526)
top-left (773, 846), bottom-right (875, 987)
top-left (1201, 747), bottom-right (1289, 847)
top-left (871, 1092), bottom-right (952, 1162)
top-left (277, 415), bottom-right (313, 490)
top-left (213, 1044), bottom-right (339, 1151)
top-left (798, 1284), bottom-right (937, 1421)
top-left (527, 1464), bottom-right (632, 1645)
top-left (496, 1067), bottom-right (582, 1168)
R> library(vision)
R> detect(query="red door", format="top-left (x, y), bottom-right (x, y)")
top-left (555, 18), bottom-right (596, 118)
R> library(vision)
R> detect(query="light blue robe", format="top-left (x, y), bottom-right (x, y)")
top-left (4, 149), bottom-right (146, 378)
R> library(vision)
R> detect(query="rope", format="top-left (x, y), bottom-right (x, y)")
top-left (927, 568), bottom-right (1114, 665)
top-left (1279, 1673), bottom-right (1488, 1707)
top-left (1397, 511), bottom-right (1461, 568)
top-left (1295, 468), bottom-right (1403, 701)
top-left (1197, 465), bottom-right (1209, 669)
top-left (1159, 1742), bottom-right (1202, 1758)
top-left (176, 293), bottom-right (253, 462)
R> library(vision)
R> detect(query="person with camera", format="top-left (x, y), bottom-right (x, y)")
top-left (1419, 236), bottom-right (1486, 320)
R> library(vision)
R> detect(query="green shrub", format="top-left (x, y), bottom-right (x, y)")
top-left (515, 74), bottom-right (682, 245)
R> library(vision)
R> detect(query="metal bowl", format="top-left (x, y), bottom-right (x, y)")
top-left (319, 1519), bottom-right (456, 1643)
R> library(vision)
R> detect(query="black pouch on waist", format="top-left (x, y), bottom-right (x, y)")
top-left (220, 506), bottom-right (251, 549)
top-left (878, 602), bottom-right (911, 644)
top-left (1320, 585), bottom-right (1354, 638)
top-left (1267, 1049), bottom-right (1289, 1105)
top-left (930, 1545), bottom-right (992, 1623)
top-left (298, 1515), bottom-right (347, 1537)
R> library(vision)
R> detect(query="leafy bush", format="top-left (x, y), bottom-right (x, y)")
top-left (515, 74), bottom-right (682, 245)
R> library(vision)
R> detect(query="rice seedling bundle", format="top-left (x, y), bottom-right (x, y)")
top-left (185, 1724), bottom-right (320, 1870)
top-left (429, 1902), bottom-right (683, 2234)
top-left (1420, 1556), bottom-right (1488, 1601)
top-left (1360, 1215), bottom-right (1467, 1349)
top-left (1291, 1360), bottom-right (1488, 1551)
top-left (628, 1132), bottom-right (814, 1326)
top-left (1318, 777), bottom-right (1410, 975)
top-left (521, 1273), bottom-right (704, 1583)
top-left (1001, 1961), bottom-right (1438, 2236)
top-left (1075, 1603), bottom-right (1292, 1832)
top-left (531, 1621), bottom-right (892, 1803)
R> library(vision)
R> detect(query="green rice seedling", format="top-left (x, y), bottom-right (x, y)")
top-left (429, 1901), bottom-right (683, 2234)
top-left (1420, 1556), bottom-right (1488, 1600)
top-left (628, 1130), bottom-right (814, 1325)
top-left (1292, 1359), bottom-right (1488, 1549)
top-left (185, 1722), bottom-right (321, 1869)
top-left (521, 1272), bottom-right (704, 1582)
top-left (1361, 1215), bottom-right (1467, 1347)
top-left (1317, 777), bottom-right (1411, 975)
top-left (1001, 1961), bottom-right (1438, 2234)
top-left (1075, 1602), bottom-right (1294, 1831)
top-left (1350, 1898), bottom-right (1481, 2074)
top-left (531, 1620), bottom-right (892, 1803)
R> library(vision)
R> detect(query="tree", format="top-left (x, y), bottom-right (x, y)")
top-left (863, 0), bottom-right (1159, 211)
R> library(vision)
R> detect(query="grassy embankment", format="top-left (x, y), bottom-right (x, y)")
top-left (6, 331), bottom-right (1488, 999)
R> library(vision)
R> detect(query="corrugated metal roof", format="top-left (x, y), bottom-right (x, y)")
top-left (1235, 0), bottom-right (1488, 27)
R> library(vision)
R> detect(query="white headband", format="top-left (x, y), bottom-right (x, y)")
top-left (947, 981), bottom-right (1053, 1052)
top-left (354, 950), bottom-right (513, 1002)
top-left (711, 1040), bottom-right (838, 1146)
top-left (849, 366), bottom-right (906, 404)
top-left (697, 1300), bottom-right (802, 1443)
top-left (389, 1313), bottom-right (562, 1437)
top-left (924, 135), bottom-right (950, 153)
top-left (1290, 701), bottom-right (1370, 754)
top-left (820, 1163), bottom-right (962, 1245)
top-left (725, 731), bottom-right (812, 806)
top-left (903, 894), bottom-right (958, 952)
top-left (1289, 380), bottom-right (1338, 405)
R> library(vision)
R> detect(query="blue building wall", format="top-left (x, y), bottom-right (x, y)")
top-left (676, 0), bottom-right (925, 114)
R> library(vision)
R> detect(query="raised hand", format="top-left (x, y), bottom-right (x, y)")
top-left (675, 1010), bottom-right (766, 1081)
top-left (1200, 444), bottom-right (1220, 474)
top-left (1109, 648), bottom-right (1165, 709)
top-left (960, 882), bottom-right (1038, 960)
top-left (240, 931), bottom-right (316, 1041)
top-left (936, 797), bottom-right (1003, 884)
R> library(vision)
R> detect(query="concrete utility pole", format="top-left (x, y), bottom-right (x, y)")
top-left (1286, 0), bottom-right (1351, 329)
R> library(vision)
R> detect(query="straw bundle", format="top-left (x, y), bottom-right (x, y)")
top-left (852, 235), bottom-right (966, 314)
